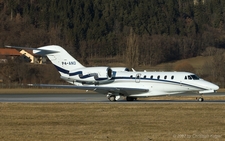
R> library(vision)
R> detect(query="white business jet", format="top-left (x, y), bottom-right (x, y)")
top-left (6, 45), bottom-right (219, 102)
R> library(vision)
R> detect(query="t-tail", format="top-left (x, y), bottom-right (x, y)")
top-left (5, 45), bottom-right (84, 77)
top-left (34, 45), bottom-right (84, 77)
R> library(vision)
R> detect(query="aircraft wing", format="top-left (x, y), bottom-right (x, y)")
top-left (28, 84), bottom-right (149, 96)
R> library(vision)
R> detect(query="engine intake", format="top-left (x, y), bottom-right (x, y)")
top-left (107, 67), bottom-right (113, 79)
top-left (111, 67), bottom-right (129, 72)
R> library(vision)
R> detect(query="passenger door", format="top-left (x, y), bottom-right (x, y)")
top-left (135, 73), bottom-right (141, 83)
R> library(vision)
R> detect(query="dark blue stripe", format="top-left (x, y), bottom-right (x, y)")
top-left (54, 65), bottom-right (206, 90)
top-left (80, 74), bottom-right (92, 79)
top-left (70, 71), bottom-right (82, 76)
top-left (96, 78), bottom-right (109, 81)
top-left (54, 65), bottom-right (69, 74)
top-left (112, 77), bottom-right (206, 90)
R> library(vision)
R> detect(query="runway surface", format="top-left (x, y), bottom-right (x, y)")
top-left (0, 92), bottom-right (225, 103)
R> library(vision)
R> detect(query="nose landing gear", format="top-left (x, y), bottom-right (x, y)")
top-left (196, 96), bottom-right (204, 102)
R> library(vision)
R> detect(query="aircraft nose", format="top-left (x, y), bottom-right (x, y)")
top-left (202, 80), bottom-right (219, 90)
top-left (199, 81), bottom-right (219, 94)
top-left (212, 84), bottom-right (219, 91)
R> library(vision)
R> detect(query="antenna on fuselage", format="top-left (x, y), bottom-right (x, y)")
top-left (132, 68), bottom-right (136, 72)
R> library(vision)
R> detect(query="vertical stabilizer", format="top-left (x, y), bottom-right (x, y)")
top-left (33, 45), bottom-right (84, 77)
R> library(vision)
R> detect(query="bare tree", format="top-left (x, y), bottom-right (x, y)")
top-left (202, 49), bottom-right (225, 87)
top-left (80, 40), bottom-right (89, 65)
top-left (201, 47), bottom-right (217, 56)
top-left (125, 28), bottom-right (139, 69)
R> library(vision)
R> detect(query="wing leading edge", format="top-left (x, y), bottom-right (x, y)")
top-left (28, 84), bottom-right (149, 96)
top-left (5, 45), bottom-right (60, 55)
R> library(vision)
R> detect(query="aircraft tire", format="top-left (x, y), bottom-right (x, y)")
top-left (126, 97), bottom-right (134, 101)
top-left (108, 95), bottom-right (116, 102)
top-left (197, 97), bottom-right (204, 102)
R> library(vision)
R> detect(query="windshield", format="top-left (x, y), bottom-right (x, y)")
top-left (190, 75), bottom-right (199, 80)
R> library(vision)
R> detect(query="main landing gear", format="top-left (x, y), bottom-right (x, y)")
top-left (107, 94), bottom-right (121, 102)
top-left (107, 94), bottom-right (137, 102)
top-left (126, 97), bottom-right (137, 101)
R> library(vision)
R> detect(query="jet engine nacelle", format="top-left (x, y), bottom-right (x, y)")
top-left (68, 67), bottom-right (113, 84)
top-left (111, 67), bottom-right (129, 72)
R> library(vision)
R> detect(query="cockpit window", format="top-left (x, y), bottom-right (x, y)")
top-left (191, 75), bottom-right (199, 80)
top-left (186, 75), bottom-right (200, 80)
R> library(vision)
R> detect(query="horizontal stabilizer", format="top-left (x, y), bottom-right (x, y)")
top-left (5, 45), bottom-right (60, 55)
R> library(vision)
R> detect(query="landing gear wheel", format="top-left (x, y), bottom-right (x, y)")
top-left (196, 97), bottom-right (204, 102)
top-left (108, 95), bottom-right (116, 102)
top-left (126, 97), bottom-right (137, 101)
top-left (126, 97), bottom-right (133, 101)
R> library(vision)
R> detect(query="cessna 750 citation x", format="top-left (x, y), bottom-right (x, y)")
top-left (6, 45), bottom-right (219, 102)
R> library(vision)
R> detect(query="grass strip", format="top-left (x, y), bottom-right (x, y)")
top-left (0, 103), bottom-right (224, 141)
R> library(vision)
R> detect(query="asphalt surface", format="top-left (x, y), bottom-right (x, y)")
top-left (0, 92), bottom-right (225, 103)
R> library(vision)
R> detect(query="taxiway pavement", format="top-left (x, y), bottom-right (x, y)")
top-left (0, 92), bottom-right (225, 103)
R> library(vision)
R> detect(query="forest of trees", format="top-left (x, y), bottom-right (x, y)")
top-left (1, 0), bottom-right (225, 65)
top-left (0, 0), bottom-right (225, 86)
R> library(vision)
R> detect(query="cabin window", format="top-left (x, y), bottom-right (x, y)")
top-left (164, 75), bottom-right (167, 79)
top-left (125, 68), bottom-right (130, 71)
top-left (184, 76), bottom-right (187, 80)
top-left (188, 75), bottom-right (192, 80)
top-left (130, 75), bottom-right (133, 78)
top-left (157, 75), bottom-right (160, 79)
top-left (171, 76), bottom-right (174, 79)
top-left (143, 75), bottom-right (146, 78)
top-left (150, 75), bottom-right (153, 79)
